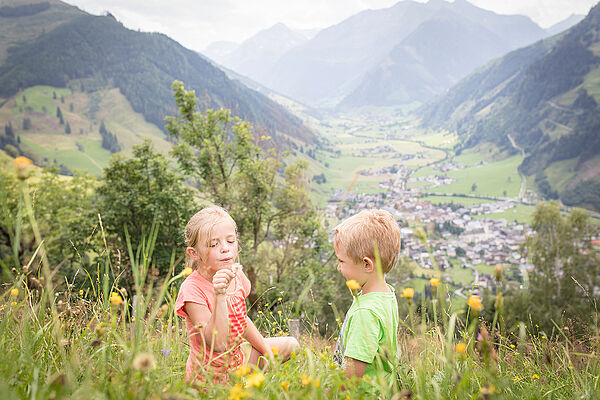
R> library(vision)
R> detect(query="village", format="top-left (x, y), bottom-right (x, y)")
top-left (326, 164), bottom-right (531, 298)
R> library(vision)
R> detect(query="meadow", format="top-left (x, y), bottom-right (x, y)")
top-left (1, 85), bottom-right (170, 175)
top-left (2, 172), bottom-right (599, 399)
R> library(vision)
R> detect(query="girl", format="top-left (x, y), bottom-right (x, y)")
top-left (175, 206), bottom-right (298, 384)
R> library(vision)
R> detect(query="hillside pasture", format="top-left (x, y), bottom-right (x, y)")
top-left (428, 154), bottom-right (523, 198)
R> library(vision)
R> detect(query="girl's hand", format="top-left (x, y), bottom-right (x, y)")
top-left (213, 268), bottom-right (236, 295)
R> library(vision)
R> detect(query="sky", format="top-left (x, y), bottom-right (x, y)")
top-left (64, 0), bottom-right (598, 52)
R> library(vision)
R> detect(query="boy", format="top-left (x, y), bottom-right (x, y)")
top-left (333, 209), bottom-right (401, 386)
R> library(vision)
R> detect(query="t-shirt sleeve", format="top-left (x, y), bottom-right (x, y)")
top-left (175, 278), bottom-right (209, 319)
top-left (343, 308), bottom-right (382, 364)
top-left (238, 270), bottom-right (251, 298)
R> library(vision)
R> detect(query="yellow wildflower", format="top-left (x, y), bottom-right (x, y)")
top-left (280, 381), bottom-right (289, 391)
top-left (467, 295), bottom-right (483, 312)
top-left (110, 292), bottom-right (123, 306)
top-left (245, 371), bottom-right (265, 388)
top-left (314, 378), bottom-right (320, 388)
top-left (234, 364), bottom-right (251, 377)
top-left (495, 264), bottom-right (503, 281)
top-left (532, 374), bottom-right (539, 380)
top-left (229, 384), bottom-right (249, 400)
top-left (430, 278), bottom-right (440, 288)
top-left (401, 288), bottom-right (414, 299)
top-left (182, 267), bottom-right (193, 277)
top-left (79, 289), bottom-right (84, 296)
top-left (513, 375), bottom-right (521, 383)
top-left (455, 342), bottom-right (467, 355)
top-left (14, 156), bottom-right (33, 179)
top-left (346, 280), bottom-right (361, 291)
top-left (10, 288), bottom-right (19, 297)
top-left (272, 346), bottom-right (279, 356)
top-left (10, 302), bottom-right (17, 307)
top-left (132, 352), bottom-right (156, 372)
top-left (301, 373), bottom-right (313, 386)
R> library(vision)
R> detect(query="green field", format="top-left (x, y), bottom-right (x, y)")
top-left (1, 85), bottom-right (172, 175)
top-left (12, 86), bottom-right (72, 115)
top-left (472, 203), bottom-right (536, 225)
top-left (422, 195), bottom-right (489, 207)
top-left (411, 130), bottom-right (458, 149)
top-left (429, 154), bottom-right (523, 197)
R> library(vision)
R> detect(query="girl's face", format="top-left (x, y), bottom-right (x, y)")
top-left (202, 219), bottom-right (238, 272)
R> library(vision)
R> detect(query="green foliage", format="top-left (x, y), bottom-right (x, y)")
top-left (96, 139), bottom-right (195, 274)
top-left (166, 81), bottom-right (339, 322)
top-left (0, 167), bottom-right (97, 282)
top-left (520, 202), bottom-right (600, 334)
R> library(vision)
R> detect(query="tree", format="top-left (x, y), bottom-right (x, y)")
top-left (471, 183), bottom-right (477, 192)
top-left (4, 123), bottom-right (14, 137)
top-left (97, 139), bottom-right (196, 274)
top-left (65, 122), bottom-right (71, 134)
top-left (56, 107), bottom-right (64, 125)
top-left (22, 118), bottom-right (31, 130)
top-left (520, 201), bottom-right (599, 334)
top-left (166, 80), bottom-right (328, 306)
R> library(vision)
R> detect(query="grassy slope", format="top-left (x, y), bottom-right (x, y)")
top-left (1, 85), bottom-right (170, 175)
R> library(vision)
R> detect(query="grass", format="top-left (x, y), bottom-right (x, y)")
top-left (422, 195), bottom-right (489, 207)
top-left (2, 184), bottom-right (600, 399)
top-left (2, 86), bottom-right (172, 176)
top-left (12, 86), bottom-right (72, 115)
top-left (429, 154), bottom-right (523, 198)
top-left (472, 204), bottom-right (536, 225)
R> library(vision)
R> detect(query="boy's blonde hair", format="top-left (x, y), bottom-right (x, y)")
top-left (185, 206), bottom-right (238, 269)
top-left (333, 209), bottom-right (401, 274)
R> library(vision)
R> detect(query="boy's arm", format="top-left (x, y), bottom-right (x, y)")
top-left (244, 316), bottom-right (274, 360)
top-left (344, 356), bottom-right (368, 378)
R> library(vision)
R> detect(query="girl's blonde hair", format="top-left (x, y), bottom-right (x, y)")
top-left (185, 206), bottom-right (238, 269)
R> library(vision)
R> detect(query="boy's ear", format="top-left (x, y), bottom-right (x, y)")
top-left (363, 257), bottom-right (375, 272)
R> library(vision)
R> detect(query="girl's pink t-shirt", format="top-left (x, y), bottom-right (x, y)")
top-left (175, 269), bottom-right (250, 384)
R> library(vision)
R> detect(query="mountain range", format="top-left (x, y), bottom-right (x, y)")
top-left (421, 3), bottom-right (600, 211)
top-left (0, 0), bottom-right (315, 166)
top-left (205, 0), bottom-right (581, 109)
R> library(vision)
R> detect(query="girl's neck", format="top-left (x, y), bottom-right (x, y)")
top-left (197, 267), bottom-right (215, 283)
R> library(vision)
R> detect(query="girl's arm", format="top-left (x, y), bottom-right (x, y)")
top-left (184, 295), bottom-right (230, 352)
top-left (244, 317), bottom-right (274, 360)
top-left (184, 268), bottom-right (236, 353)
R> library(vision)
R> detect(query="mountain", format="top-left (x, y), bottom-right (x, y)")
top-left (420, 4), bottom-right (600, 211)
top-left (0, 1), bottom-right (315, 147)
top-left (260, 0), bottom-right (546, 108)
top-left (203, 40), bottom-right (239, 61)
top-left (205, 23), bottom-right (310, 85)
top-left (0, 0), bottom-right (85, 64)
top-left (339, 0), bottom-right (546, 108)
top-left (545, 14), bottom-right (585, 36)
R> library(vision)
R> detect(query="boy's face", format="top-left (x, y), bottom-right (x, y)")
top-left (335, 245), bottom-right (366, 286)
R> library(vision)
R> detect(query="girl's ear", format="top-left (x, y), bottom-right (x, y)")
top-left (363, 257), bottom-right (375, 272)
top-left (186, 246), bottom-right (199, 261)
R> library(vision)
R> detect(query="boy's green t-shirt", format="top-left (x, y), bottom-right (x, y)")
top-left (333, 286), bottom-right (399, 383)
